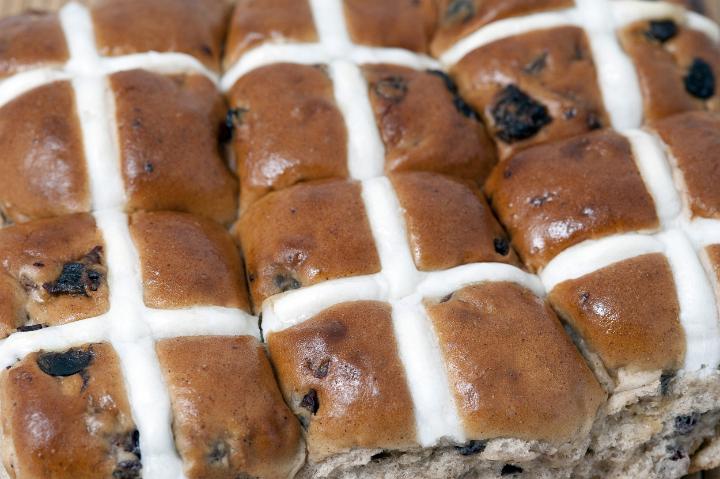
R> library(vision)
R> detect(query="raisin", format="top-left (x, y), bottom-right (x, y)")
top-left (119, 429), bottom-right (141, 459)
top-left (501, 464), bottom-right (524, 475)
top-left (440, 293), bottom-right (453, 303)
top-left (208, 441), bottom-right (229, 464)
top-left (493, 238), bottom-right (510, 256)
top-left (586, 112), bottom-right (603, 130)
top-left (17, 324), bottom-right (44, 332)
top-left (646, 19), bottom-right (678, 43)
top-left (660, 373), bottom-right (674, 396)
top-left (313, 359), bottom-right (330, 379)
top-left (300, 389), bottom-right (320, 415)
top-left (455, 440), bottom-right (486, 456)
top-left (143, 162), bottom-right (154, 173)
top-left (427, 69), bottom-right (479, 120)
top-left (491, 85), bottom-right (552, 143)
top-left (83, 246), bottom-right (103, 265)
top-left (43, 262), bottom-right (103, 296)
top-left (524, 52), bottom-right (548, 75)
top-left (112, 460), bottom-right (142, 479)
top-left (684, 58), bottom-right (715, 99)
top-left (675, 414), bottom-right (700, 435)
top-left (374, 76), bottom-right (408, 102)
top-left (37, 347), bottom-right (94, 377)
top-left (273, 274), bottom-right (301, 293)
top-left (668, 448), bottom-right (685, 461)
top-left (444, 0), bottom-right (474, 23)
top-left (370, 451), bottom-right (392, 461)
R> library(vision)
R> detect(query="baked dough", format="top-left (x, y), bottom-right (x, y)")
top-left (0, 0), bottom-right (720, 478)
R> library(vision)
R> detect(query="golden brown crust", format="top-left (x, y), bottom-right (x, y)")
top-left (228, 63), bottom-right (348, 211)
top-left (0, 12), bottom-right (68, 78)
top-left (110, 70), bottom-right (237, 225)
top-left (431, 0), bottom-right (573, 56)
top-left (236, 180), bottom-right (380, 310)
top-left (91, 0), bottom-right (230, 71)
top-left (267, 301), bottom-right (417, 462)
top-left (0, 344), bottom-right (139, 479)
top-left (708, 244), bottom-right (720, 291)
top-left (425, 282), bottom-right (605, 443)
top-left (0, 214), bottom-right (108, 338)
top-left (390, 172), bottom-right (518, 271)
top-left (363, 65), bottom-right (496, 183)
top-left (156, 336), bottom-right (304, 479)
top-left (0, 81), bottom-right (89, 223)
top-left (486, 130), bottom-right (659, 271)
top-left (619, 20), bottom-right (720, 122)
top-left (342, 0), bottom-right (437, 53)
top-left (452, 27), bottom-right (609, 160)
top-left (129, 211), bottom-right (250, 311)
top-left (652, 111), bottom-right (720, 219)
top-left (548, 254), bottom-right (685, 375)
top-left (224, 0), bottom-right (317, 68)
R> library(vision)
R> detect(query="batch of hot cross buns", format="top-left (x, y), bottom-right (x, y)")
top-left (0, 0), bottom-right (719, 478)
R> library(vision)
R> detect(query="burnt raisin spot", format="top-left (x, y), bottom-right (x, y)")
top-left (374, 76), bottom-right (408, 103)
top-left (112, 460), bottom-right (142, 479)
top-left (301, 389), bottom-right (320, 415)
top-left (43, 262), bottom-right (102, 296)
top-left (37, 347), bottom-right (94, 377)
top-left (491, 85), bottom-right (552, 143)
top-left (273, 274), bottom-right (301, 293)
top-left (501, 464), bottom-right (524, 475)
top-left (660, 373), bottom-right (674, 396)
top-left (444, 0), bottom-right (474, 23)
top-left (455, 440), bottom-right (487, 456)
top-left (440, 293), bottom-right (453, 303)
top-left (33, 262), bottom-right (45, 268)
top-left (646, 19), bottom-right (678, 43)
top-left (493, 238), bottom-right (510, 256)
top-left (579, 292), bottom-right (590, 304)
top-left (524, 52), bottom-right (548, 75)
top-left (17, 324), bottom-right (44, 332)
top-left (313, 359), bottom-right (331, 379)
top-left (199, 44), bottom-right (213, 56)
top-left (684, 58), bottom-right (715, 99)
top-left (143, 162), bottom-right (154, 173)
top-left (675, 413), bottom-right (700, 435)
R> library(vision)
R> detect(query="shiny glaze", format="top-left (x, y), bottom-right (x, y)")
top-left (224, 0), bottom-right (317, 68)
top-left (343, 0), bottom-right (437, 53)
top-left (236, 180), bottom-right (381, 311)
top-left (91, 0), bottom-right (230, 71)
top-left (267, 301), bottom-right (417, 461)
top-left (363, 64), bottom-right (496, 182)
top-left (620, 21), bottom-right (720, 122)
top-left (0, 344), bottom-right (138, 479)
top-left (111, 70), bottom-right (237, 225)
top-left (0, 214), bottom-right (108, 338)
top-left (229, 64), bottom-right (349, 211)
top-left (0, 12), bottom-right (68, 78)
top-left (549, 253), bottom-right (685, 375)
top-left (653, 111), bottom-right (720, 219)
top-left (452, 27), bottom-right (609, 160)
top-left (156, 336), bottom-right (304, 478)
top-left (486, 130), bottom-right (659, 271)
top-left (391, 171), bottom-right (518, 271)
top-left (0, 81), bottom-right (90, 223)
top-left (129, 211), bottom-right (250, 311)
top-left (431, 0), bottom-right (572, 56)
top-left (425, 282), bottom-right (605, 443)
